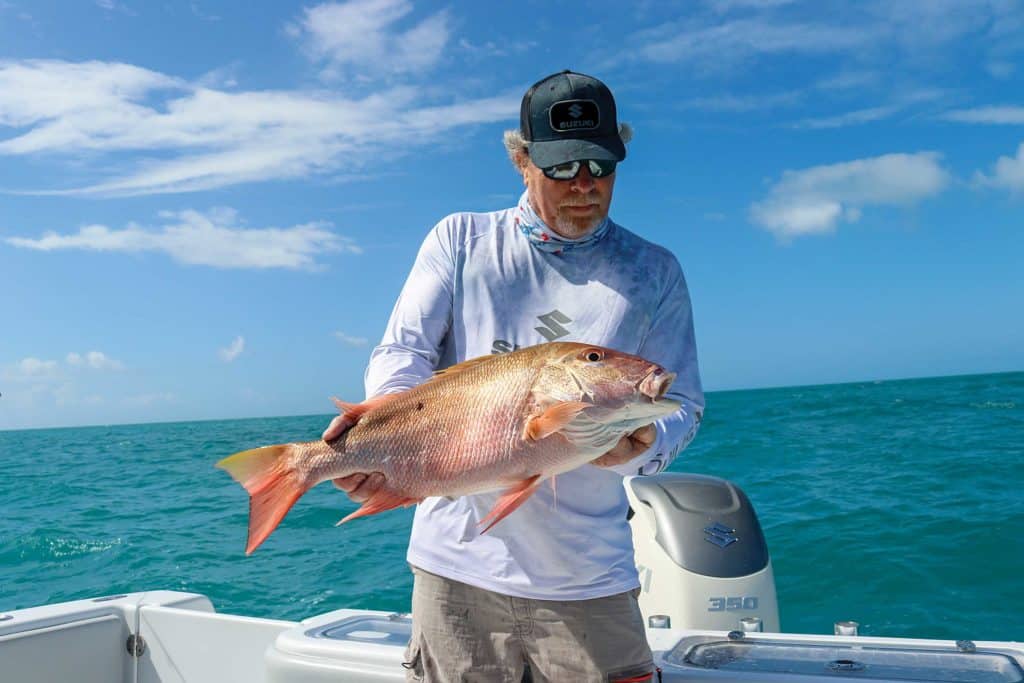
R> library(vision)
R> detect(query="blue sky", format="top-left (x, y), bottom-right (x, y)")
top-left (1, 0), bottom-right (1022, 430)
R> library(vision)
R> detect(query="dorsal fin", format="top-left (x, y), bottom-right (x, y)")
top-left (404, 353), bottom-right (506, 393)
top-left (429, 354), bottom-right (499, 381)
top-left (331, 393), bottom-right (399, 421)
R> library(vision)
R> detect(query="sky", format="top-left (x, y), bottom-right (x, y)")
top-left (1, 0), bottom-right (1022, 431)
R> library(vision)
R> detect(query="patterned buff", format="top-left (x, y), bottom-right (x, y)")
top-left (514, 191), bottom-right (611, 255)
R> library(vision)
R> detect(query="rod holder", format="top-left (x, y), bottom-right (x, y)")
top-left (834, 621), bottom-right (859, 636)
top-left (740, 617), bottom-right (763, 633)
top-left (648, 614), bottom-right (671, 629)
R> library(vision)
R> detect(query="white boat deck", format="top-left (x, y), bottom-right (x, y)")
top-left (3, 591), bottom-right (1023, 682)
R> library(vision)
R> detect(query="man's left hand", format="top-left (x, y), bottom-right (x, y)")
top-left (591, 424), bottom-right (656, 468)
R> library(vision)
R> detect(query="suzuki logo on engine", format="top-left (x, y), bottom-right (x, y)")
top-left (704, 522), bottom-right (738, 548)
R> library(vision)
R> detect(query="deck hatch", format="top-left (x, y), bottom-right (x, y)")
top-left (667, 639), bottom-right (1024, 682)
top-left (308, 615), bottom-right (411, 647)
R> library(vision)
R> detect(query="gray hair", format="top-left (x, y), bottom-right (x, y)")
top-left (503, 123), bottom-right (634, 169)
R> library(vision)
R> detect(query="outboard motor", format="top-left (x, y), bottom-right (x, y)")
top-left (625, 473), bottom-right (780, 632)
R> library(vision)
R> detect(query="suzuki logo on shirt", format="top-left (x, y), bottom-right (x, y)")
top-left (491, 310), bottom-right (573, 354)
top-left (534, 310), bottom-right (572, 341)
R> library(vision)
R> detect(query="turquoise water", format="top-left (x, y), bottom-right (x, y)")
top-left (2, 371), bottom-right (1021, 641)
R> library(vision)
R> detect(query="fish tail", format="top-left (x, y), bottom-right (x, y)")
top-left (216, 444), bottom-right (310, 555)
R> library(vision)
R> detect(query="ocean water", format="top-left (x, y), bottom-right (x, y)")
top-left (1, 371), bottom-right (1021, 642)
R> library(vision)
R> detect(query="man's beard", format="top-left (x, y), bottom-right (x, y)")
top-left (554, 197), bottom-right (607, 238)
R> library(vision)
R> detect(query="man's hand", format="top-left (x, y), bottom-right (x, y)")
top-left (591, 424), bottom-right (657, 468)
top-left (322, 414), bottom-right (386, 502)
top-left (332, 472), bottom-right (386, 502)
top-left (322, 412), bottom-right (357, 442)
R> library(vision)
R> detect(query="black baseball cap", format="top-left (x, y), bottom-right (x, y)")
top-left (520, 70), bottom-right (626, 168)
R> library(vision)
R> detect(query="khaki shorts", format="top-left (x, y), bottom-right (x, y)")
top-left (404, 565), bottom-right (654, 683)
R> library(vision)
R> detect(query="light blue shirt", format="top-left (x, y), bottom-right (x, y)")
top-left (364, 203), bottom-right (704, 600)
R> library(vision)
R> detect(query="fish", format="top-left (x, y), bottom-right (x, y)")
top-left (216, 341), bottom-right (679, 554)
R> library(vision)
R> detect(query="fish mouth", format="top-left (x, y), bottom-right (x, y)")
top-left (639, 367), bottom-right (675, 401)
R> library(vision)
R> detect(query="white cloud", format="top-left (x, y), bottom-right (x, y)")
top-left (196, 64), bottom-right (238, 89)
top-left (815, 71), bottom-right (880, 91)
top-left (986, 61), bottom-right (1016, 79)
top-left (943, 106), bottom-right (1024, 124)
top-left (794, 105), bottom-right (901, 129)
top-left (627, 18), bottom-right (871, 68)
top-left (191, 2), bottom-right (220, 22)
top-left (974, 142), bottom-right (1024, 192)
top-left (0, 59), bottom-right (518, 196)
top-left (751, 152), bottom-right (950, 238)
top-left (0, 59), bottom-right (182, 130)
top-left (619, 2), bottom-right (1024, 75)
top-left (706, 0), bottom-right (799, 11)
top-left (794, 90), bottom-right (948, 129)
top-left (290, 0), bottom-right (449, 79)
top-left (5, 207), bottom-right (360, 269)
top-left (4, 357), bottom-right (59, 381)
top-left (66, 351), bottom-right (124, 370)
top-left (334, 331), bottom-right (369, 347)
top-left (682, 91), bottom-right (803, 112)
top-left (95, 0), bottom-right (132, 12)
top-left (219, 336), bottom-right (245, 362)
top-left (457, 37), bottom-right (535, 58)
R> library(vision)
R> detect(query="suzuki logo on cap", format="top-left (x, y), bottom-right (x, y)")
top-left (549, 99), bottom-right (600, 132)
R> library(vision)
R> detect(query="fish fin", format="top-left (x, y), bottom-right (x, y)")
top-left (217, 444), bottom-right (311, 555)
top-left (428, 354), bottom-right (497, 380)
top-left (551, 474), bottom-right (558, 511)
top-left (479, 475), bottom-right (543, 533)
top-left (336, 488), bottom-right (420, 525)
top-left (524, 401), bottom-right (590, 442)
top-left (330, 393), bottom-right (396, 420)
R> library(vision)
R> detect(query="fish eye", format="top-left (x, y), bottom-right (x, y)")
top-left (583, 349), bottom-right (604, 362)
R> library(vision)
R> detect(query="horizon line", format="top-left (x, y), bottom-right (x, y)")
top-left (1, 366), bottom-right (1019, 434)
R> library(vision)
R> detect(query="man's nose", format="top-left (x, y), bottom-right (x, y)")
top-left (570, 164), bottom-right (596, 192)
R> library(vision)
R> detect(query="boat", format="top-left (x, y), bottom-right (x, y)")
top-left (3, 473), bottom-right (1022, 682)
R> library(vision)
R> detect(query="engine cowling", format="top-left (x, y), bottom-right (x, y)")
top-left (625, 472), bottom-right (780, 632)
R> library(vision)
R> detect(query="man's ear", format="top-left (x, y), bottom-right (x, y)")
top-left (516, 152), bottom-right (531, 186)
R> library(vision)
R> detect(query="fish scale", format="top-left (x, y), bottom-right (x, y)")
top-left (351, 352), bottom-right (543, 492)
top-left (217, 342), bottom-right (680, 554)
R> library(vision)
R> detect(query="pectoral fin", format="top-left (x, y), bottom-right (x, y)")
top-left (479, 475), bottom-right (543, 533)
top-left (524, 401), bottom-right (590, 442)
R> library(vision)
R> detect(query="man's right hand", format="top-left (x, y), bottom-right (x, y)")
top-left (322, 412), bottom-right (357, 442)
top-left (322, 414), bottom-right (386, 502)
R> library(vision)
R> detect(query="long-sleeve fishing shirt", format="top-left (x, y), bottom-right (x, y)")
top-left (363, 201), bottom-right (704, 600)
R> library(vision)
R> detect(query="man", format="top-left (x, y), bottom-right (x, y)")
top-left (324, 70), bottom-right (704, 682)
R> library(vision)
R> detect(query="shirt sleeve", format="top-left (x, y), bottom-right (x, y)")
top-left (364, 221), bottom-right (455, 398)
top-left (601, 259), bottom-right (705, 476)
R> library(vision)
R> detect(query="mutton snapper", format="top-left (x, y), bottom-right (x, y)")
top-left (217, 342), bottom-right (679, 554)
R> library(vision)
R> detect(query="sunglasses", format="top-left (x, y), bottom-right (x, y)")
top-left (541, 159), bottom-right (617, 180)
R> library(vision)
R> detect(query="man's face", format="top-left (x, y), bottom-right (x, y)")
top-left (519, 155), bottom-right (616, 239)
